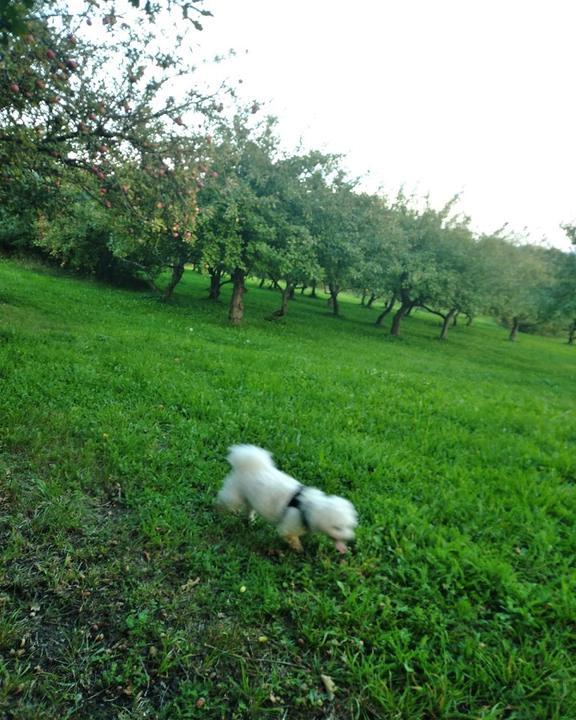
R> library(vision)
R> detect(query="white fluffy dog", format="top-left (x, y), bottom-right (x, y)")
top-left (217, 445), bottom-right (358, 553)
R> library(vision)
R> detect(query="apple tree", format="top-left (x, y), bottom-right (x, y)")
top-left (0, 0), bottom-right (223, 287)
top-left (481, 237), bottom-right (554, 341)
top-left (417, 218), bottom-right (487, 339)
top-left (195, 114), bottom-right (279, 323)
top-left (537, 248), bottom-right (576, 344)
top-left (380, 196), bottom-right (450, 337)
top-left (348, 193), bottom-right (401, 317)
top-left (308, 169), bottom-right (365, 316)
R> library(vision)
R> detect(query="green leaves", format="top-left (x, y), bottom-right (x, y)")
top-left (0, 0), bottom-right (35, 40)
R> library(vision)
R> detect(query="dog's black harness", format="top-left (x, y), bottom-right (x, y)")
top-left (284, 485), bottom-right (310, 530)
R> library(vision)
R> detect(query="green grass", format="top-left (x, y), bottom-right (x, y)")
top-left (0, 258), bottom-right (575, 720)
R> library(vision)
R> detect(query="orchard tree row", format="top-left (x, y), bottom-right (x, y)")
top-left (1, 1), bottom-right (575, 342)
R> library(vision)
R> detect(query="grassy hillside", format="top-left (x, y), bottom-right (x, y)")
top-left (1, 259), bottom-right (574, 720)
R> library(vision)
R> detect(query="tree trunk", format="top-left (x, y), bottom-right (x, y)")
top-left (270, 283), bottom-right (293, 318)
top-left (163, 261), bottom-right (185, 300)
top-left (452, 311), bottom-right (460, 327)
top-left (465, 314), bottom-right (473, 327)
top-left (360, 289), bottom-right (367, 306)
top-left (375, 294), bottom-right (396, 326)
top-left (228, 268), bottom-right (245, 325)
top-left (390, 300), bottom-right (413, 337)
top-left (440, 308), bottom-right (458, 340)
top-left (281, 284), bottom-right (292, 315)
top-left (568, 320), bottom-right (576, 345)
top-left (509, 316), bottom-right (520, 341)
top-left (259, 277), bottom-right (266, 289)
top-left (310, 280), bottom-right (318, 298)
top-left (366, 293), bottom-right (377, 309)
top-left (328, 283), bottom-right (340, 316)
top-left (208, 269), bottom-right (222, 300)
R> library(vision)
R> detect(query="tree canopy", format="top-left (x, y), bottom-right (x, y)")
top-left (1, 0), bottom-right (574, 343)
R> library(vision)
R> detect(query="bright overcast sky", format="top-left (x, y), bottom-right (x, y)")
top-left (192, 0), bottom-right (575, 250)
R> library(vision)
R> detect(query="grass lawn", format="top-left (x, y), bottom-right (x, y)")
top-left (0, 258), bottom-right (575, 719)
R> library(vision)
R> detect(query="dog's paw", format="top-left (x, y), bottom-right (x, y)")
top-left (284, 535), bottom-right (304, 553)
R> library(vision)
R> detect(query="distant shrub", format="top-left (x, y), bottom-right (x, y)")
top-left (33, 199), bottom-right (145, 286)
top-left (0, 207), bottom-right (38, 253)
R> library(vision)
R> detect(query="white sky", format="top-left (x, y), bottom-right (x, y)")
top-left (191, 0), bottom-right (575, 250)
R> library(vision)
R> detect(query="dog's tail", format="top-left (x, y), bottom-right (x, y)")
top-left (227, 445), bottom-right (275, 473)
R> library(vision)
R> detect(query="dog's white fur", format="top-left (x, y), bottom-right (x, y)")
top-left (217, 445), bottom-right (358, 553)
